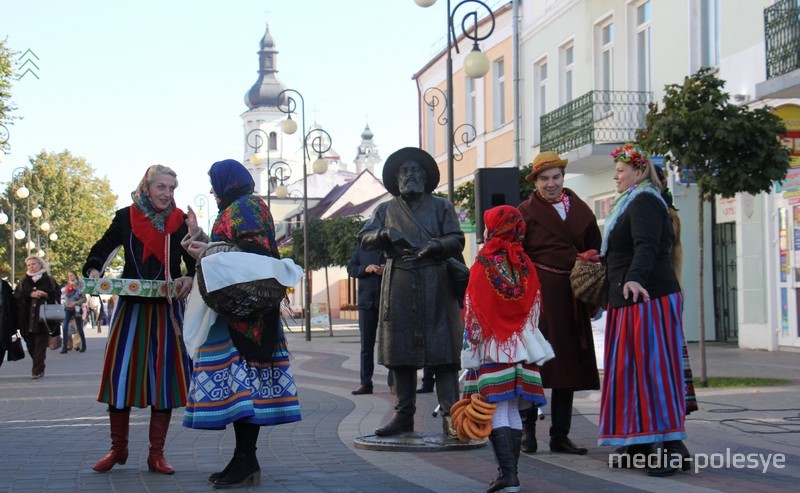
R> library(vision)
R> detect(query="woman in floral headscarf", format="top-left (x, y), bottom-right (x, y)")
top-left (181, 159), bottom-right (301, 489)
top-left (599, 144), bottom-right (688, 477)
top-left (84, 164), bottom-right (195, 475)
top-left (460, 205), bottom-right (554, 493)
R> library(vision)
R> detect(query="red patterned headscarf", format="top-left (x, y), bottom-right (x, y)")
top-left (464, 205), bottom-right (541, 353)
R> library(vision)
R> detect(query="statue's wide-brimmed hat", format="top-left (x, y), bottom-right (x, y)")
top-left (524, 151), bottom-right (568, 182)
top-left (382, 147), bottom-right (440, 196)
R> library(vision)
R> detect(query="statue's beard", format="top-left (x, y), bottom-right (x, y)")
top-left (399, 178), bottom-right (425, 196)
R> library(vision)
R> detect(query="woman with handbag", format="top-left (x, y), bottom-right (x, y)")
top-left (598, 144), bottom-right (688, 477)
top-left (13, 256), bottom-right (61, 379)
top-left (84, 165), bottom-right (195, 475)
top-left (460, 205), bottom-right (554, 493)
top-left (60, 270), bottom-right (87, 353)
top-left (181, 159), bottom-right (301, 489)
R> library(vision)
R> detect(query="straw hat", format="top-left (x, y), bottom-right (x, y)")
top-left (524, 151), bottom-right (568, 182)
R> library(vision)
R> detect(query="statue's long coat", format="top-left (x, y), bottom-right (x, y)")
top-left (358, 195), bottom-right (465, 369)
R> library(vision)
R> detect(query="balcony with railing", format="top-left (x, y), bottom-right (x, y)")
top-left (765, 0), bottom-right (800, 80)
top-left (539, 90), bottom-right (652, 161)
top-left (757, 0), bottom-right (800, 99)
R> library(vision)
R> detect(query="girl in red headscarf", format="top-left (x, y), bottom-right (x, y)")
top-left (461, 205), bottom-right (554, 493)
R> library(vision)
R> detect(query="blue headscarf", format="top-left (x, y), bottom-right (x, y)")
top-left (209, 159), bottom-right (256, 211)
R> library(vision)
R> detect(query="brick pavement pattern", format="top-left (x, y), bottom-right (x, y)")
top-left (1, 323), bottom-right (798, 492)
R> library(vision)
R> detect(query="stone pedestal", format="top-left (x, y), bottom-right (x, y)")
top-left (354, 431), bottom-right (487, 452)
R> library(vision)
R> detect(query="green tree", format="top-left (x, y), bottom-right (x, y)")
top-left (0, 150), bottom-right (118, 283)
top-left (0, 38), bottom-right (17, 153)
top-left (637, 68), bottom-right (791, 386)
top-left (291, 215), bottom-right (366, 335)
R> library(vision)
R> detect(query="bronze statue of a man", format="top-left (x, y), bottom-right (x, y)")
top-left (358, 147), bottom-right (465, 437)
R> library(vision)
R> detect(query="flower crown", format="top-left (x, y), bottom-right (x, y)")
top-left (611, 144), bottom-right (650, 170)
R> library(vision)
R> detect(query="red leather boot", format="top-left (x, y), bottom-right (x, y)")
top-left (147, 411), bottom-right (175, 474)
top-left (93, 410), bottom-right (130, 472)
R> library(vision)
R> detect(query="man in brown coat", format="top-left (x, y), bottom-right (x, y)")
top-left (517, 151), bottom-right (601, 455)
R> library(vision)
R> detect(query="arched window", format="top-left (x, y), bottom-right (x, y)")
top-left (269, 131), bottom-right (278, 150)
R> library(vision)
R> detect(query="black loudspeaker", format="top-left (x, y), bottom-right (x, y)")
top-left (474, 168), bottom-right (521, 243)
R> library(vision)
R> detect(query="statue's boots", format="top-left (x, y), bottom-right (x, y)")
top-left (375, 368), bottom-right (416, 436)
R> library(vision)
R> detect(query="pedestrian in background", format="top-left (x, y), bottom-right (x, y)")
top-left (14, 256), bottom-right (61, 379)
top-left (347, 244), bottom-right (392, 395)
top-left (60, 270), bottom-right (87, 353)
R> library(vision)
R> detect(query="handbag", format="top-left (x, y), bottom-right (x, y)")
top-left (39, 303), bottom-right (66, 322)
top-left (48, 335), bottom-right (62, 350)
top-left (569, 258), bottom-right (608, 307)
top-left (7, 331), bottom-right (25, 361)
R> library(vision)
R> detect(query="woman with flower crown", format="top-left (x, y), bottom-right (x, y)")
top-left (598, 144), bottom-right (689, 477)
top-left (83, 164), bottom-right (196, 475)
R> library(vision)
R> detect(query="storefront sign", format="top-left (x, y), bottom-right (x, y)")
top-left (715, 196), bottom-right (736, 224)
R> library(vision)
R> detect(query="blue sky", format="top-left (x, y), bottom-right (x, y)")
top-left (1, 0), bottom-right (456, 210)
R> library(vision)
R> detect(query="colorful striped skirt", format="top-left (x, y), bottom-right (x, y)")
top-left (97, 298), bottom-right (191, 410)
top-left (462, 363), bottom-right (547, 408)
top-left (183, 319), bottom-right (301, 430)
top-left (598, 292), bottom-right (687, 446)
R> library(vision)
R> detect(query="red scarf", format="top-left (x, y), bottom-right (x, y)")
top-left (464, 206), bottom-right (541, 351)
top-left (130, 206), bottom-right (185, 263)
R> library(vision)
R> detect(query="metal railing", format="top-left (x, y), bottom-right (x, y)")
top-left (765, 0), bottom-right (800, 79)
top-left (540, 90), bottom-right (652, 155)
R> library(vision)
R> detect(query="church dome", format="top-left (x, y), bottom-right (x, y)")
top-left (244, 22), bottom-right (287, 110)
top-left (361, 124), bottom-right (374, 140)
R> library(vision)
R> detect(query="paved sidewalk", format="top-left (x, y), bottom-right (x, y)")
top-left (0, 321), bottom-right (798, 492)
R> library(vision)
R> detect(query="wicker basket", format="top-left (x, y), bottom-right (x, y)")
top-left (569, 258), bottom-right (608, 308)
top-left (196, 243), bottom-right (287, 319)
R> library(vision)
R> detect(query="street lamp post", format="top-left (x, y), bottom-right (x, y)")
top-left (415, 0), bottom-right (495, 202)
top-left (277, 88), bottom-right (332, 342)
top-left (266, 160), bottom-right (292, 210)
top-left (194, 194), bottom-right (211, 233)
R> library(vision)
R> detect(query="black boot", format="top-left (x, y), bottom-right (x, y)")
top-left (375, 368), bottom-right (416, 436)
top-left (487, 427), bottom-right (520, 493)
top-left (510, 428), bottom-right (522, 475)
top-left (609, 444), bottom-right (650, 468)
top-left (520, 409), bottom-right (537, 453)
top-left (213, 421), bottom-right (261, 488)
top-left (208, 449), bottom-right (236, 483)
top-left (646, 442), bottom-right (678, 477)
top-left (665, 440), bottom-right (691, 471)
top-left (212, 452), bottom-right (260, 489)
top-left (435, 369), bottom-right (459, 438)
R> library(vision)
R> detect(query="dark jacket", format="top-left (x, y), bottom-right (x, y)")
top-left (83, 207), bottom-right (196, 304)
top-left (518, 188), bottom-right (601, 391)
top-left (358, 194), bottom-right (465, 369)
top-left (346, 246), bottom-right (385, 311)
top-left (0, 279), bottom-right (18, 363)
top-left (605, 192), bottom-right (681, 308)
top-left (14, 273), bottom-right (61, 338)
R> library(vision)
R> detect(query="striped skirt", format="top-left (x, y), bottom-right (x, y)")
top-left (97, 298), bottom-right (191, 410)
top-left (598, 292), bottom-right (687, 446)
top-left (462, 363), bottom-right (547, 408)
top-left (183, 319), bottom-right (301, 430)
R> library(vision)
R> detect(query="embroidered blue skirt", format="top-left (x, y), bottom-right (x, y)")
top-left (183, 318), bottom-right (301, 430)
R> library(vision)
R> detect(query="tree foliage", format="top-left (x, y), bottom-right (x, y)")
top-left (289, 215), bottom-right (365, 269)
top-left (450, 164), bottom-right (536, 223)
top-left (638, 67), bottom-right (791, 200)
top-left (0, 150), bottom-right (118, 283)
top-left (0, 38), bottom-right (17, 153)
